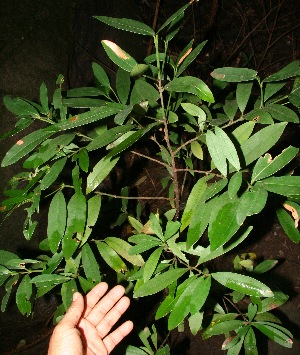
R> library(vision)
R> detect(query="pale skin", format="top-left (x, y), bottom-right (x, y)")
top-left (48, 282), bottom-right (133, 355)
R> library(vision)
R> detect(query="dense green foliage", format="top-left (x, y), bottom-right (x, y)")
top-left (1, 2), bottom-right (300, 353)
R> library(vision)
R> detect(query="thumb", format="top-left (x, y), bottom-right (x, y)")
top-left (60, 292), bottom-right (84, 327)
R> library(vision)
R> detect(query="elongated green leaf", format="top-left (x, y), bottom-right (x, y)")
top-left (128, 217), bottom-right (143, 234)
top-left (177, 41), bottom-right (207, 77)
top-left (1, 128), bottom-right (56, 167)
top-left (289, 76), bottom-right (300, 107)
top-left (206, 130), bottom-right (227, 175)
top-left (236, 189), bottom-right (268, 225)
top-left (102, 40), bottom-right (137, 72)
top-left (16, 274), bottom-right (32, 315)
top-left (240, 122), bottom-right (287, 167)
top-left (54, 106), bottom-right (121, 131)
top-left (116, 68), bottom-right (131, 105)
top-left (276, 208), bottom-right (300, 243)
top-left (176, 39), bottom-right (193, 65)
top-left (254, 260), bottom-right (278, 274)
top-left (62, 191), bottom-right (86, 259)
top-left (86, 125), bottom-right (133, 151)
top-left (61, 279), bottom-right (78, 310)
top-left (62, 98), bottom-right (107, 108)
top-left (165, 76), bottom-right (214, 103)
top-left (40, 157), bottom-right (67, 190)
top-left (202, 178), bottom-right (228, 201)
top-left (211, 67), bottom-right (258, 82)
top-left (47, 190), bottom-right (67, 253)
top-left (251, 146), bottom-right (298, 182)
top-left (143, 247), bottom-right (163, 282)
top-left (243, 107), bottom-right (274, 124)
top-left (209, 200), bottom-right (240, 251)
top-left (149, 213), bottom-right (164, 240)
top-left (130, 63), bottom-right (149, 77)
top-left (3, 96), bottom-right (40, 117)
top-left (232, 121), bottom-right (255, 145)
top-left (257, 176), bottom-right (300, 197)
top-left (130, 79), bottom-right (159, 107)
top-left (266, 104), bottom-right (299, 123)
top-left (40, 82), bottom-right (49, 113)
top-left (205, 320), bottom-right (244, 337)
top-left (129, 240), bottom-right (161, 255)
top-left (167, 235), bottom-right (188, 262)
top-left (86, 156), bottom-right (119, 194)
top-left (244, 327), bottom-right (257, 354)
top-left (134, 268), bottom-right (188, 298)
top-left (223, 99), bottom-right (238, 121)
top-left (237, 82), bottom-right (253, 113)
top-left (181, 176), bottom-right (207, 231)
top-left (253, 323), bottom-right (293, 348)
top-left (105, 237), bottom-right (144, 266)
top-left (0, 118), bottom-right (32, 141)
top-left (260, 290), bottom-right (289, 312)
top-left (95, 16), bottom-right (154, 36)
top-left (158, 2), bottom-right (190, 33)
top-left (189, 311), bottom-right (204, 336)
top-left (168, 276), bottom-right (199, 330)
top-left (81, 195), bottom-right (101, 246)
top-left (186, 200), bottom-right (211, 249)
top-left (107, 122), bottom-right (158, 158)
top-left (67, 87), bottom-right (104, 97)
top-left (264, 82), bottom-right (286, 102)
top-left (82, 244), bottom-right (101, 283)
top-left (212, 272), bottom-right (273, 297)
top-left (114, 105), bottom-right (134, 125)
top-left (215, 127), bottom-right (240, 170)
top-left (190, 276), bottom-right (211, 314)
top-left (263, 60), bottom-right (300, 82)
top-left (228, 172), bottom-right (243, 198)
top-left (181, 103), bottom-right (206, 119)
top-left (43, 252), bottom-right (63, 275)
top-left (97, 241), bottom-right (127, 273)
top-left (31, 274), bottom-right (71, 287)
top-left (92, 62), bottom-right (110, 88)
top-left (0, 250), bottom-right (20, 266)
top-left (165, 221), bottom-right (181, 240)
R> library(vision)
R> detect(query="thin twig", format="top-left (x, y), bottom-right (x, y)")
top-left (95, 191), bottom-right (174, 201)
top-left (147, 0), bottom-right (161, 56)
top-left (173, 136), bottom-right (200, 156)
top-left (130, 150), bottom-right (169, 168)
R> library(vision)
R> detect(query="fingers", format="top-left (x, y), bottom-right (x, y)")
top-left (59, 292), bottom-right (84, 327)
top-left (96, 296), bottom-right (131, 338)
top-left (103, 320), bottom-right (134, 354)
top-left (82, 282), bottom-right (109, 318)
top-left (85, 285), bottom-right (126, 326)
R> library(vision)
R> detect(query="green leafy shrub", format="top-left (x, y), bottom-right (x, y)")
top-left (1, 1), bottom-right (300, 353)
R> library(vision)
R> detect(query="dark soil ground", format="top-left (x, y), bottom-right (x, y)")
top-left (0, 1), bottom-right (300, 354)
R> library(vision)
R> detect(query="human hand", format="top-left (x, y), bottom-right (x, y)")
top-left (48, 282), bottom-right (133, 355)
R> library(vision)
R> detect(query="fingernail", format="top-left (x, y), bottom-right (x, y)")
top-left (73, 292), bottom-right (78, 302)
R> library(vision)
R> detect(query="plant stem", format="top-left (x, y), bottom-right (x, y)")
top-left (95, 191), bottom-right (174, 201)
top-left (157, 79), bottom-right (180, 219)
top-left (131, 150), bottom-right (169, 169)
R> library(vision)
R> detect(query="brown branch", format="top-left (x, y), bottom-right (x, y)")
top-left (130, 150), bottom-right (169, 168)
top-left (147, 0), bottom-right (161, 56)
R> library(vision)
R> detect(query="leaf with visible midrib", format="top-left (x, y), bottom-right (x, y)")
top-left (95, 16), bottom-right (155, 36)
top-left (134, 268), bottom-right (188, 298)
top-left (212, 272), bottom-right (273, 297)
